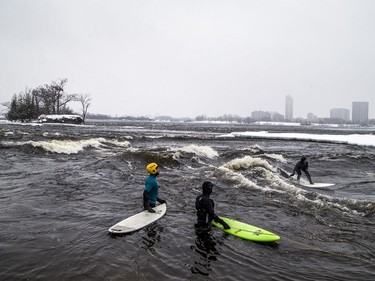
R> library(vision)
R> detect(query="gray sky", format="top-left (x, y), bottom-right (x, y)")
top-left (1, 0), bottom-right (374, 118)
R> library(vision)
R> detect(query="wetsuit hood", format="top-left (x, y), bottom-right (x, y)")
top-left (301, 156), bottom-right (307, 162)
top-left (202, 181), bottom-right (213, 195)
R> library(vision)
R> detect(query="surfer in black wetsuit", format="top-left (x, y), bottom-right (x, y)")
top-left (195, 181), bottom-right (230, 230)
top-left (290, 156), bottom-right (314, 184)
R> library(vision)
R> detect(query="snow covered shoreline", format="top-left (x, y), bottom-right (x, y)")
top-left (218, 131), bottom-right (375, 147)
top-left (37, 114), bottom-right (83, 124)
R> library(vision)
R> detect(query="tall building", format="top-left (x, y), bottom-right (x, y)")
top-left (330, 108), bottom-right (350, 121)
top-left (352, 102), bottom-right (369, 124)
top-left (285, 95), bottom-right (293, 121)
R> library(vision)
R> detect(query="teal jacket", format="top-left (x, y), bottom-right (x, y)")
top-left (144, 175), bottom-right (159, 204)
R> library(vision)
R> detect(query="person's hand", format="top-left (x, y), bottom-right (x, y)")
top-left (222, 222), bottom-right (230, 230)
top-left (216, 217), bottom-right (230, 229)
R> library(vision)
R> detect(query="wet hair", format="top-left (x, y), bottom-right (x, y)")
top-left (301, 156), bottom-right (307, 162)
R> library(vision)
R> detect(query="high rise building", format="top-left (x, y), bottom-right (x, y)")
top-left (285, 95), bottom-right (293, 121)
top-left (330, 108), bottom-right (350, 121)
top-left (352, 102), bottom-right (369, 124)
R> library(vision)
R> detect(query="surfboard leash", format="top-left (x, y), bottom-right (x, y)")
top-left (230, 227), bottom-right (277, 236)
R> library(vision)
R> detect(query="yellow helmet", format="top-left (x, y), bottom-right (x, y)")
top-left (146, 163), bottom-right (159, 175)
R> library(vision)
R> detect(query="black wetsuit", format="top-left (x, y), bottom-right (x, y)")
top-left (195, 192), bottom-right (229, 230)
top-left (290, 157), bottom-right (313, 184)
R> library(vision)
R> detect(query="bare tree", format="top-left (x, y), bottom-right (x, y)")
top-left (31, 78), bottom-right (76, 115)
top-left (4, 78), bottom-right (82, 121)
top-left (49, 78), bottom-right (77, 114)
top-left (78, 94), bottom-right (91, 123)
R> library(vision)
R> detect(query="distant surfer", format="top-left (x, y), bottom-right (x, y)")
top-left (289, 156), bottom-right (314, 184)
top-left (195, 181), bottom-right (230, 230)
top-left (143, 162), bottom-right (166, 213)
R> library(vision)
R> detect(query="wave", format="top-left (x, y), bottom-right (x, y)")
top-left (218, 155), bottom-right (294, 194)
top-left (223, 155), bottom-right (274, 171)
top-left (217, 155), bottom-right (375, 217)
top-left (262, 153), bottom-right (287, 163)
top-left (242, 144), bottom-right (263, 154)
top-left (175, 144), bottom-right (219, 159)
top-left (0, 138), bottom-right (131, 154)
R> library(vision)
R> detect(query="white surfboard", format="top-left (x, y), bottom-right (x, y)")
top-left (108, 203), bottom-right (167, 234)
top-left (299, 182), bottom-right (335, 188)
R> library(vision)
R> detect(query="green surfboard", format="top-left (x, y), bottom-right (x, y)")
top-left (212, 217), bottom-right (280, 242)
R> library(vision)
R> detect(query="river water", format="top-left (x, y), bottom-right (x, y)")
top-left (1, 120), bottom-right (374, 280)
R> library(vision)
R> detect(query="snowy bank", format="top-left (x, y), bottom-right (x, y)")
top-left (38, 114), bottom-right (83, 124)
top-left (218, 131), bottom-right (375, 147)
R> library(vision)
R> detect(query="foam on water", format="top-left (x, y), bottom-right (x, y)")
top-left (1, 137), bottom-right (133, 154)
top-left (223, 155), bottom-right (274, 171)
top-left (218, 155), bottom-right (373, 216)
top-left (103, 139), bottom-right (131, 148)
top-left (28, 138), bottom-right (105, 154)
top-left (1, 138), bottom-right (105, 154)
top-left (216, 166), bottom-right (263, 191)
top-left (242, 144), bottom-right (262, 153)
top-left (176, 144), bottom-right (219, 159)
top-left (263, 153), bottom-right (288, 163)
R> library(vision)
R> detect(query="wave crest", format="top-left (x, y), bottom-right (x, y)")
top-left (1, 138), bottom-right (131, 154)
top-left (223, 156), bottom-right (274, 171)
top-left (176, 144), bottom-right (219, 159)
top-left (27, 138), bottom-right (106, 154)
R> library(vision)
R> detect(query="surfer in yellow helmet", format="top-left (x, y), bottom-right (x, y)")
top-left (143, 163), bottom-right (166, 213)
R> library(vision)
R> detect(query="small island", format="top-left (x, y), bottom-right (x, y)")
top-left (37, 114), bottom-right (84, 125)
top-left (2, 78), bottom-right (90, 124)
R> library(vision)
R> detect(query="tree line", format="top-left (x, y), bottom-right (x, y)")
top-left (4, 78), bottom-right (90, 123)
top-left (194, 114), bottom-right (253, 123)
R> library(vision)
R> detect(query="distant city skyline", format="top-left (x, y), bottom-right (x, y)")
top-left (287, 97), bottom-right (370, 121)
top-left (250, 96), bottom-right (371, 122)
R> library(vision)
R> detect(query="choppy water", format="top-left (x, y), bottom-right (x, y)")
top-left (1, 120), bottom-right (374, 280)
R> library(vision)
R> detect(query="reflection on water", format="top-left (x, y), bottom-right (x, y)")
top-left (191, 228), bottom-right (221, 276)
top-left (107, 223), bottom-right (164, 253)
top-left (141, 224), bottom-right (163, 252)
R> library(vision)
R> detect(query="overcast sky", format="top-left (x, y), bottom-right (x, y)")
top-left (1, 0), bottom-right (374, 118)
